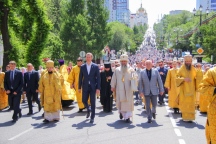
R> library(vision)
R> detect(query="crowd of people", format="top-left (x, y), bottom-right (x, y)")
top-left (0, 48), bottom-right (216, 143)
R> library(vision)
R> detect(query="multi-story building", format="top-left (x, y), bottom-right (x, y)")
top-left (130, 3), bottom-right (148, 28)
top-left (196, 0), bottom-right (216, 12)
top-left (104, 0), bottom-right (130, 26)
top-left (169, 10), bottom-right (184, 15)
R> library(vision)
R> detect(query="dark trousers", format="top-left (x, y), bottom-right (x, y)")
top-left (158, 87), bottom-right (166, 103)
top-left (82, 85), bottom-right (96, 119)
top-left (8, 93), bottom-right (21, 120)
top-left (26, 92), bottom-right (40, 113)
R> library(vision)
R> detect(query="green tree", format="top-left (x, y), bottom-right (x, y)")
top-left (86, 0), bottom-right (110, 55)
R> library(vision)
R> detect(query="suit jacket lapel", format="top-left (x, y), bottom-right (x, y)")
top-left (144, 69), bottom-right (150, 82)
top-left (84, 64), bottom-right (88, 75)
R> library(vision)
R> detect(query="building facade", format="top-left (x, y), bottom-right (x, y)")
top-left (130, 3), bottom-right (148, 28)
top-left (196, 0), bottom-right (216, 12)
top-left (104, 0), bottom-right (130, 26)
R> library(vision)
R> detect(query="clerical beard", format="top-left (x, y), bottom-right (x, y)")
top-left (121, 65), bottom-right (128, 73)
top-left (185, 63), bottom-right (191, 71)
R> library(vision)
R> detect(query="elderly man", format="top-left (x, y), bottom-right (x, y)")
top-left (39, 60), bottom-right (62, 123)
top-left (199, 66), bottom-right (216, 144)
top-left (139, 60), bottom-right (164, 123)
top-left (176, 55), bottom-right (197, 122)
top-left (111, 54), bottom-right (135, 123)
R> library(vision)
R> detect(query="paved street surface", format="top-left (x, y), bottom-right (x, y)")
top-left (0, 96), bottom-right (206, 144)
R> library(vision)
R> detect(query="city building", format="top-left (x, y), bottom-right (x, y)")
top-left (104, 0), bottom-right (130, 26)
top-left (169, 10), bottom-right (184, 15)
top-left (196, 0), bottom-right (216, 12)
top-left (130, 3), bottom-right (148, 28)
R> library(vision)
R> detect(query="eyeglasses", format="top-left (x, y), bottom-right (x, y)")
top-left (77, 60), bottom-right (82, 62)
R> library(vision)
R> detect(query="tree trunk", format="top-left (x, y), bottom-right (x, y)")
top-left (0, 3), bottom-right (12, 71)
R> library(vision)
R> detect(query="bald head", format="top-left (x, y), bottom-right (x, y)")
top-left (145, 60), bottom-right (153, 70)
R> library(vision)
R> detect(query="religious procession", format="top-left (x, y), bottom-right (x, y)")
top-left (0, 43), bottom-right (216, 143)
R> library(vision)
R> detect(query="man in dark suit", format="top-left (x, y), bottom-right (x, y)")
top-left (4, 61), bottom-right (23, 122)
top-left (79, 53), bottom-right (101, 123)
top-left (23, 63), bottom-right (41, 115)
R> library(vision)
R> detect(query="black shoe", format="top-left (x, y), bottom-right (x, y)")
top-left (78, 109), bottom-right (83, 113)
top-left (38, 105), bottom-right (42, 112)
top-left (152, 113), bottom-right (156, 119)
top-left (19, 111), bottom-right (22, 118)
top-left (90, 119), bottom-right (94, 123)
top-left (176, 109), bottom-right (180, 114)
top-left (174, 108), bottom-right (177, 114)
top-left (42, 113), bottom-right (44, 117)
top-left (86, 111), bottom-right (90, 118)
top-left (27, 112), bottom-right (33, 115)
top-left (143, 105), bottom-right (145, 109)
top-left (8, 107), bottom-right (13, 111)
top-left (12, 119), bottom-right (18, 123)
top-left (158, 101), bottom-right (161, 105)
top-left (147, 119), bottom-right (152, 123)
top-left (43, 119), bottom-right (49, 123)
top-left (119, 113), bottom-right (123, 120)
top-left (126, 118), bottom-right (131, 123)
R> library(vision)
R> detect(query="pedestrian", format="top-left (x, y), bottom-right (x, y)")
top-left (157, 60), bottom-right (168, 105)
top-left (78, 53), bottom-right (101, 123)
top-left (176, 55), bottom-right (197, 122)
top-left (138, 60), bottom-right (164, 123)
top-left (111, 54), bottom-right (135, 123)
top-left (164, 61), bottom-right (180, 114)
top-left (39, 60), bottom-right (62, 123)
top-left (23, 63), bottom-right (41, 115)
top-left (0, 67), bottom-right (8, 110)
top-left (68, 57), bottom-right (86, 113)
top-left (58, 59), bottom-right (75, 107)
top-left (100, 62), bottom-right (113, 112)
top-left (199, 66), bottom-right (216, 144)
top-left (20, 67), bottom-right (27, 103)
top-left (4, 61), bottom-right (23, 122)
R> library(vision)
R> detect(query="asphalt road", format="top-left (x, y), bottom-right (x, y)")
top-left (0, 96), bottom-right (206, 144)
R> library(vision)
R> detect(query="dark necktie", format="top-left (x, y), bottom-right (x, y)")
top-left (29, 72), bottom-right (31, 79)
top-left (10, 71), bottom-right (14, 87)
top-left (147, 70), bottom-right (151, 80)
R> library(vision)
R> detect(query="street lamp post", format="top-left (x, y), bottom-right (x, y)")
top-left (193, 5), bottom-right (209, 26)
top-left (193, 5), bottom-right (209, 63)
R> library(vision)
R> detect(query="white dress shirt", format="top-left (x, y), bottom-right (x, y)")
top-left (86, 62), bottom-right (92, 75)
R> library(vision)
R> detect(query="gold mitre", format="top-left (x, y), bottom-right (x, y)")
top-left (184, 54), bottom-right (192, 61)
top-left (46, 60), bottom-right (54, 68)
top-left (120, 54), bottom-right (128, 61)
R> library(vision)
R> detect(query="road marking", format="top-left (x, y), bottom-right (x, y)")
top-left (179, 139), bottom-right (186, 144)
top-left (165, 104), bottom-right (178, 128)
top-left (165, 102), bottom-right (186, 144)
top-left (174, 128), bottom-right (182, 136)
top-left (8, 124), bottom-right (42, 141)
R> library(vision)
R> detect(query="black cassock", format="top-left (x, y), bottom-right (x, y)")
top-left (100, 71), bottom-right (113, 112)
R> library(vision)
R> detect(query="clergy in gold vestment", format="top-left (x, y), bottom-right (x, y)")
top-left (39, 60), bottom-right (62, 123)
top-left (176, 55), bottom-right (196, 122)
top-left (111, 54), bottom-right (134, 123)
top-left (0, 70), bottom-right (8, 110)
top-left (199, 67), bottom-right (216, 144)
top-left (164, 61), bottom-right (180, 114)
top-left (67, 57), bottom-right (86, 112)
top-left (199, 67), bottom-right (210, 113)
top-left (195, 63), bottom-right (204, 109)
top-left (58, 60), bottom-right (75, 107)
